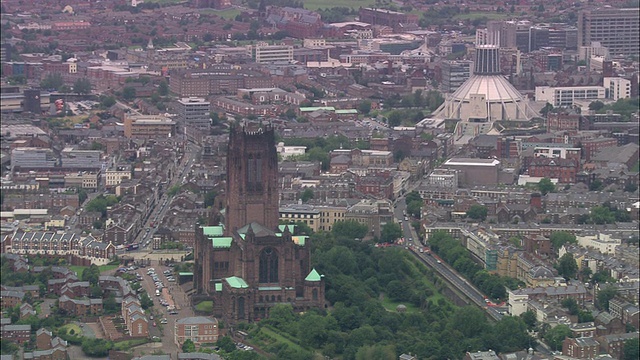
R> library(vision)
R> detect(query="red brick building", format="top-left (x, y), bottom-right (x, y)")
top-left (58, 295), bottom-right (103, 316)
top-left (1, 324), bottom-right (31, 344)
top-left (581, 137), bottom-right (618, 160)
top-left (528, 158), bottom-right (579, 183)
top-left (562, 337), bottom-right (599, 359)
top-left (547, 112), bottom-right (582, 133)
top-left (174, 316), bottom-right (219, 347)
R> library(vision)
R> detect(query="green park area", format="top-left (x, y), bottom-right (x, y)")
top-left (69, 264), bottom-right (119, 278)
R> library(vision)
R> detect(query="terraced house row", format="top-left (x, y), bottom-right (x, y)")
top-left (1, 231), bottom-right (116, 264)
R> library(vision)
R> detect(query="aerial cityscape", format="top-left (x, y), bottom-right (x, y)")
top-left (0, 0), bottom-right (638, 359)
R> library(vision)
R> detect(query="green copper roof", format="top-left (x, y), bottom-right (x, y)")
top-left (225, 276), bottom-right (249, 289)
top-left (258, 286), bottom-right (281, 291)
top-left (278, 224), bottom-right (296, 233)
top-left (239, 234), bottom-right (246, 240)
top-left (178, 272), bottom-right (193, 276)
top-left (335, 109), bottom-right (358, 114)
top-left (212, 237), bottom-right (233, 248)
top-left (215, 283), bottom-right (222, 292)
top-left (299, 106), bottom-right (335, 112)
top-left (202, 226), bottom-right (224, 237)
top-left (292, 235), bottom-right (307, 246)
top-left (305, 268), bottom-right (322, 282)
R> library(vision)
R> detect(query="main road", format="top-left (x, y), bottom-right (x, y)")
top-left (131, 141), bottom-right (200, 250)
top-left (393, 195), bottom-right (503, 321)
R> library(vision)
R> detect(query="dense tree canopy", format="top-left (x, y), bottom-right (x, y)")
top-left (556, 253), bottom-right (578, 280)
top-left (549, 231), bottom-right (577, 251)
top-left (331, 220), bottom-right (368, 240)
top-left (537, 178), bottom-right (555, 195)
top-left (466, 204), bottom-right (488, 221)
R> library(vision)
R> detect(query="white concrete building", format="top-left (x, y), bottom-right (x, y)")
top-left (576, 233), bottom-right (621, 254)
top-left (535, 86), bottom-right (606, 107)
top-left (603, 77), bottom-right (631, 101)
top-left (253, 42), bottom-right (293, 63)
top-left (276, 142), bottom-right (306, 159)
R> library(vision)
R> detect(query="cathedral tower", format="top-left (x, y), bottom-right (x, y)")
top-left (225, 124), bottom-right (279, 233)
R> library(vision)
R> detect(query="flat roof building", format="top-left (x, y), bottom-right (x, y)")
top-left (578, 8), bottom-right (640, 57)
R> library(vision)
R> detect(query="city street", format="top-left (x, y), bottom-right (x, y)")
top-left (131, 263), bottom-right (195, 357)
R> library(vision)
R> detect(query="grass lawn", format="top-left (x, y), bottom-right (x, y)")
top-left (59, 323), bottom-right (83, 337)
top-left (258, 326), bottom-right (307, 353)
top-left (405, 254), bottom-right (452, 306)
top-left (113, 338), bottom-right (149, 351)
top-left (380, 297), bottom-right (420, 313)
top-left (195, 301), bottom-right (213, 313)
top-left (200, 8), bottom-right (241, 19)
top-left (453, 11), bottom-right (511, 21)
top-left (69, 264), bottom-right (120, 278)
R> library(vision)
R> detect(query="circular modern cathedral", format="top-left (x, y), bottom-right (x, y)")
top-left (431, 45), bottom-right (538, 123)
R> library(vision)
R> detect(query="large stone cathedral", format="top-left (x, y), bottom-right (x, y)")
top-left (194, 123), bottom-right (325, 324)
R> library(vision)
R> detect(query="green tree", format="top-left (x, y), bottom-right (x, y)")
top-left (549, 231), bottom-right (577, 251)
top-left (204, 190), bottom-right (217, 208)
top-left (590, 206), bottom-right (616, 224)
top-left (82, 264), bottom-right (100, 285)
top-left (543, 324), bottom-right (571, 351)
top-left (537, 178), bottom-right (555, 195)
top-left (99, 95), bottom-right (116, 108)
top-left (597, 285), bottom-right (617, 311)
top-left (561, 298), bottom-right (579, 315)
top-left (540, 102), bottom-right (554, 116)
top-left (520, 310), bottom-right (537, 330)
top-left (355, 344), bottom-right (396, 360)
top-left (140, 292), bottom-right (153, 309)
top-left (268, 304), bottom-right (297, 332)
top-left (589, 179), bottom-right (604, 191)
top-left (589, 100), bottom-right (605, 111)
top-left (556, 253), bottom-right (578, 280)
top-left (466, 204), bottom-right (488, 221)
top-left (623, 338), bottom-right (639, 360)
top-left (158, 80), bottom-right (169, 96)
top-left (104, 293), bottom-right (118, 314)
top-left (406, 200), bottom-right (422, 219)
top-left (182, 339), bottom-right (196, 353)
top-left (216, 336), bottom-right (236, 353)
top-left (81, 338), bottom-right (113, 357)
top-left (380, 222), bottom-right (402, 243)
top-left (41, 73), bottom-right (64, 90)
top-left (300, 188), bottom-right (314, 203)
top-left (331, 220), bottom-right (368, 240)
top-left (90, 284), bottom-right (103, 298)
top-left (405, 191), bottom-right (422, 204)
top-left (122, 86), bottom-right (136, 101)
top-left (386, 280), bottom-right (410, 301)
top-left (73, 78), bottom-right (92, 95)
top-left (358, 100), bottom-right (372, 115)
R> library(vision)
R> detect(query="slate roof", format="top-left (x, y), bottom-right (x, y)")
top-left (237, 222), bottom-right (276, 238)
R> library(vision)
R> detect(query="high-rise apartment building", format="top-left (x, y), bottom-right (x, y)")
top-left (441, 60), bottom-right (473, 93)
top-left (578, 8), bottom-right (640, 57)
top-left (177, 97), bottom-right (210, 142)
